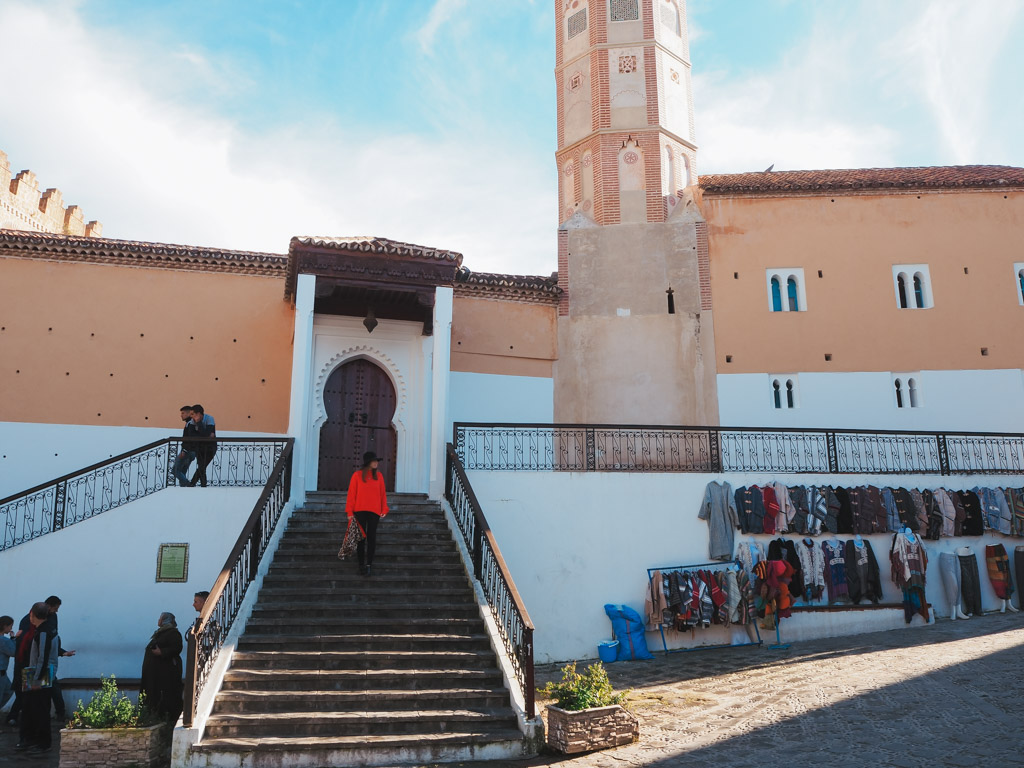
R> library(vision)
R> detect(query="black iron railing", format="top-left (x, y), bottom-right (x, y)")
top-left (0, 437), bottom-right (292, 552)
top-left (183, 439), bottom-right (294, 728)
top-left (454, 423), bottom-right (1024, 476)
top-left (445, 443), bottom-right (535, 718)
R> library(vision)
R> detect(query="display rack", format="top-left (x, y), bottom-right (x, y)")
top-left (646, 559), bottom-right (763, 655)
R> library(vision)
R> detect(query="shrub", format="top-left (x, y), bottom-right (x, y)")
top-left (67, 676), bottom-right (157, 729)
top-left (538, 661), bottom-right (628, 711)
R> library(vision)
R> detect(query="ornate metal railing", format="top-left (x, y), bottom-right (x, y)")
top-left (0, 436), bottom-right (292, 552)
top-left (183, 439), bottom-right (294, 728)
top-left (445, 443), bottom-right (535, 718)
top-left (454, 423), bottom-right (1024, 476)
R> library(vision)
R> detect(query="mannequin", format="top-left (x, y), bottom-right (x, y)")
top-left (957, 545), bottom-right (984, 617)
top-left (938, 550), bottom-right (970, 621)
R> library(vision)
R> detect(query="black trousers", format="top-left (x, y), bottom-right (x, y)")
top-left (959, 553), bottom-right (983, 616)
top-left (190, 449), bottom-right (216, 487)
top-left (355, 511), bottom-right (380, 567)
top-left (19, 688), bottom-right (51, 748)
top-left (8, 661), bottom-right (23, 721)
top-left (1015, 547), bottom-right (1024, 610)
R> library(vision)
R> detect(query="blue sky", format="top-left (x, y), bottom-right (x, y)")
top-left (1, 0), bottom-right (1022, 275)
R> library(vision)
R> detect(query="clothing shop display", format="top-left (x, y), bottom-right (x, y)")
top-left (1009, 490), bottom-right (1024, 537)
top-left (974, 487), bottom-right (1012, 535)
top-left (957, 491), bottom-right (985, 536)
top-left (796, 538), bottom-right (825, 601)
top-left (931, 489), bottom-right (958, 538)
top-left (736, 539), bottom-right (765, 582)
top-left (938, 552), bottom-right (964, 617)
top-left (834, 487), bottom-right (854, 534)
top-left (844, 538), bottom-right (882, 604)
top-left (774, 482), bottom-right (798, 533)
top-left (761, 485), bottom-right (780, 535)
top-left (767, 539), bottom-right (804, 600)
top-left (788, 486), bottom-right (810, 534)
top-left (984, 543), bottom-right (1014, 600)
top-left (753, 559), bottom-right (795, 629)
top-left (892, 488), bottom-right (919, 532)
top-left (645, 565), bottom-right (753, 632)
top-left (699, 481), bottom-right (740, 561)
top-left (735, 486), bottom-right (766, 534)
top-left (881, 488), bottom-right (900, 534)
top-left (821, 538), bottom-right (850, 604)
top-left (957, 549), bottom-right (983, 616)
top-left (1016, 547), bottom-right (1024, 610)
top-left (890, 532), bottom-right (929, 623)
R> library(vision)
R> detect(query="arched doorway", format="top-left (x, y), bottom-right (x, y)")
top-left (318, 358), bottom-right (397, 491)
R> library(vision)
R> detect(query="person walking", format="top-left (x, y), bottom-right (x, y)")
top-left (345, 451), bottom-right (389, 577)
top-left (140, 612), bottom-right (183, 722)
top-left (188, 404), bottom-right (217, 487)
top-left (173, 405), bottom-right (197, 486)
top-left (14, 603), bottom-right (57, 753)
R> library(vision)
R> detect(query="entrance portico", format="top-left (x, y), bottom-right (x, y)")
top-left (285, 236), bottom-right (459, 504)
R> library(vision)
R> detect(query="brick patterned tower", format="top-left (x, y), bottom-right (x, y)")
top-left (552, 0), bottom-right (718, 426)
top-left (554, 0), bottom-right (696, 228)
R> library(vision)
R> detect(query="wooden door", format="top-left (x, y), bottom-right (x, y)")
top-left (318, 359), bottom-right (397, 491)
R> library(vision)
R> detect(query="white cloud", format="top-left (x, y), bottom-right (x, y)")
top-left (415, 0), bottom-right (469, 55)
top-left (0, 1), bottom-right (556, 274)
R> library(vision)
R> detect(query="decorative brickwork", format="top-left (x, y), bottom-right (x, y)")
top-left (546, 705), bottom-right (639, 754)
top-left (557, 229), bottom-right (570, 315)
top-left (59, 723), bottom-right (169, 768)
top-left (0, 149), bottom-right (102, 237)
top-left (695, 219), bottom-right (711, 311)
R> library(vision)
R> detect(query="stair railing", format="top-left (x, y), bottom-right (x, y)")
top-left (0, 436), bottom-right (291, 552)
top-left (445, 443), bottom-right (535, 718)
top-left (183, 438), bottom-right (294, 727)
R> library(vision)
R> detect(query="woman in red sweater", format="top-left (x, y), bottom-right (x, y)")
top-left (345, 451), bottom-right (389, 576)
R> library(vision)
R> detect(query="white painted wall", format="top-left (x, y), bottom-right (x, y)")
top-left (718, 369), bottom-right (1024, 433)
top-left (466, 469), bottom-right (1024, 663)
top-left (448, 372), bottom-right (554, 435)
top-left (0, 422), bottom-right (282, 500)
top-left (0, 487), bottom-right (259, 679)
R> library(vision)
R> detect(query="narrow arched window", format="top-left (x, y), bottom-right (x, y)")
top-left (682, 154), bottom-right (691, 188)
top-left (771, 277), bottom-right (782, 312)
top-left (787, 277), bottom-right (799, 311)
top-left (773, 380), bottom-right (782, 409)
top-left (894, 379), bottom-right (904, 408)
top-left (908, 378), bottom-right (919, 408)
top-left (897, 274), bottom-right (908, 308)
top-left (663, 146), bottom-right (674, 195)
top-left (913, 274), bottom-right (925, 308)
top-left (1019, 269), bottom-right (1024, 300)
top-left (786, 379), bottom-right (795, 408)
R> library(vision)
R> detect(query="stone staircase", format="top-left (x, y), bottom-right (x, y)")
top-left (191, 492), bottom-right (533, 767)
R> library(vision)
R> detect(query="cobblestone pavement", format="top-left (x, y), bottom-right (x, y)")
top-left (4, 612), bottom-right (1022, 768)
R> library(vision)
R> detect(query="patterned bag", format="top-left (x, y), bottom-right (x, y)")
top-left (22, 663), bottom-right (55, 692)
top-left (337, 517), bottom-right (365, 560)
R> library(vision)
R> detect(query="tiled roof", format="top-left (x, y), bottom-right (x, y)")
top-left (699, 165), bottom-right (1024, 196)
top-left (454, 269), bottom-right (561, 304)
top-left (0, 228), bottom-right (287, 276)
top-left (290, 236), bottom-right (463, 266)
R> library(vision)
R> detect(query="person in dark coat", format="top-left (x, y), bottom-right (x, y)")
top-left (140, 612), bottom-right (183, 722)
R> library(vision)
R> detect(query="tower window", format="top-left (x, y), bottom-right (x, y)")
top-left (766, 269), bottom-right (807, 312)
top-left (568, 8), bottom-right (588, 39)
top-left (770, 375), bottom-right (799, 409)
top-left (893, 264), bottom-right (932, 309)
top-left (893, 374), bottom-right (922, 408)
top-left (610, 0), bottom-right (639, 22)
top-left (1015, 263), bottom-right (1024, 305)
top-left (659, 0), bottom-right (681, 36)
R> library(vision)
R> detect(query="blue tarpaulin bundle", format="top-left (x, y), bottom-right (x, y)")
top-left (603, 604), bottom-right (653, 660)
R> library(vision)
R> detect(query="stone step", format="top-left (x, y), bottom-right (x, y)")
top-left (230, 649), bottom-right (498, 671)
top-left (265, 563), bottom-right (469, 580)
top-left (220, 667), bottom-right (504, 692)
top-left (249, 601), bottom-right (481, 619)
top-left (243, 616), bottom-right (485, 635)
top-left (280, 528), bottom-right (452, 541)
top-left (257, 586), bottom-right (472, 601)
top-left (271, 549), bottom-right (461, 562)
top-left (236, 633), bottom-right (492, 653)
top-left (260, 573), bottom-right (470, 589)
top-left (202, 708), bottom-right (518, 739)
top-left (274, 541), bottom-right (458, 556)
top-left (211, 687), bottom-right (510, 715)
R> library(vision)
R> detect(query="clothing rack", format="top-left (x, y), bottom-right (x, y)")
top-left (647, 559), bottom-right (762, 655)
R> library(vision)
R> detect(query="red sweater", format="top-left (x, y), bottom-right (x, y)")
top-left (345, 470), bottom-right (389, 518)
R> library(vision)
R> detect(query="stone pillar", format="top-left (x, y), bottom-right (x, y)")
top-left (428, 286), bottom-right (453, 499)
top-left (287, 273), bottom-right (316, 505)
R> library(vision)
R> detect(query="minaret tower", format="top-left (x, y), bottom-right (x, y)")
top-left (554, 0), bottom-right (697, 227)
top-left (552, 0), bottom-right (718, 427)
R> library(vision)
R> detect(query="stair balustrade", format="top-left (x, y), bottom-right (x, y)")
top-left (454, 422), bottom-right (1024, 476)
top-left (183, 439), bottom-right (294, 727)
top-left (445, 443), bottom-right (535, 718)
top-left (0, 436), bottom-right (292, 552)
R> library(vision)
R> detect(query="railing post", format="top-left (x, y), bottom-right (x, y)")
top-left (937, 434), bottom-right (950, 475)
top-left (708, 429), bottom-right (721, 473)
top-left (585, 428), bottom-right (596, 471)
top-left (473, 523), bottom-right (483, 581)
top-left (183, 631), bottom-right (198, 728)
top-left (52, 480), bottom-right (66, 532)
top-left (826, 431), bottom-right (839, 474)
top-left (523, 627), bottom-right (535, 719)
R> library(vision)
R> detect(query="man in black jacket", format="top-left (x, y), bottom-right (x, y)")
top-left (173, 405), bottom-right (197, 486)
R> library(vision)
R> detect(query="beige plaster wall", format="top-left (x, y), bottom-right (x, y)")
top-left (0, 257), bottom-right (293, 431)
top-left (553, 217), bottom-right (719, 424)
top-left (451, 296), bottom-right (557, 377)
top-left (704, 190), bottom-right (1024, 374)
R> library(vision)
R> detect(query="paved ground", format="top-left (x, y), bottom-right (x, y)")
top-left (3, 611), bottom-right (1023, 767)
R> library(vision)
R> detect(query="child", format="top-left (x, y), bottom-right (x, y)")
top-left (0, 616), bottom-right (14, 712)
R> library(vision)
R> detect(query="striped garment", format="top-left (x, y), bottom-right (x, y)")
top-left (985, 543), bottom-right (1014, 600)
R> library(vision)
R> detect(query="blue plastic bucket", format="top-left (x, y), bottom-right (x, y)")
top-left (597, 640), bottom-right (619, 663)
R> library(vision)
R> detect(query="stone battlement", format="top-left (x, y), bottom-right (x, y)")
top-left (0, 149), bottom-right (102, 237)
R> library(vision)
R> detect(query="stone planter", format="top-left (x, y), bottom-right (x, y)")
top-left (546, 704), bottom-right (639, 754)
top-left (59, 722), bottom-right (170, 768)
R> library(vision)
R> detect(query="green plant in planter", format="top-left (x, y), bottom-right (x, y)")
top-left (538, 661), bottom-right (629, 711)
top-left (67, 676), bottom-right (158, 729)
